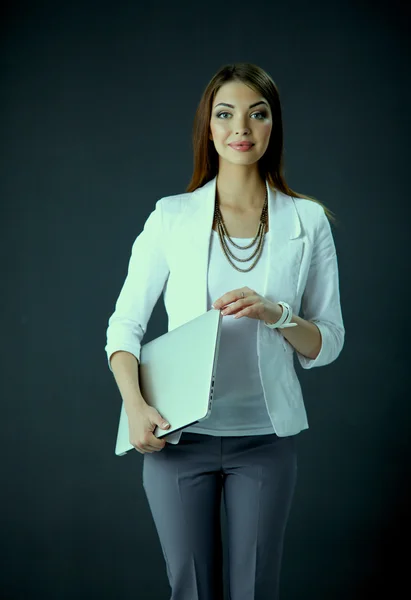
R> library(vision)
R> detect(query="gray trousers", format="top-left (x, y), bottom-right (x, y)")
top-left (142, 431), bottom-right (297, 600)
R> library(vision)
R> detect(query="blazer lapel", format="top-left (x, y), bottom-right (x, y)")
top-left (166, 175), bottom-right (304, 328)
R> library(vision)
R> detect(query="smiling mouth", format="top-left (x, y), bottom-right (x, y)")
top-left (229, 144), bottom-right (255, 151)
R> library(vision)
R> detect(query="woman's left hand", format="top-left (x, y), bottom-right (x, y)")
top-left (212, 287), bottom-right (282, 323)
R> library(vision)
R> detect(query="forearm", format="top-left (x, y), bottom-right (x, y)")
top-left (268, 305), bottom-right (322, 360)
top-left (109, 351), bottom-right (147, 414)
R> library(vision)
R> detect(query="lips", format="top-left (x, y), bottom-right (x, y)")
top-left (229, 143), bottom-right (254, 148)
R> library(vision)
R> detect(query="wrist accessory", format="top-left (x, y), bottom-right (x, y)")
top-left (264, 301), bottom-right (298, 329)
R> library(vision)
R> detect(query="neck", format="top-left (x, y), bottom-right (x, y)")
top-left (215, 168), bottom-right (267, 211)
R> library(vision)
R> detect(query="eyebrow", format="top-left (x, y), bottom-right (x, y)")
top-left (214, 101), bottom-right (269, 110)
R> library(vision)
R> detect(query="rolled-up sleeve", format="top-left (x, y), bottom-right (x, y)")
top-left (297, 206), bottom-right (345, 369)
top-left (105, 199), bottom-right (170, 372)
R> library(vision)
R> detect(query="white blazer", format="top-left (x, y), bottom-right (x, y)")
top-left (105, 175), bottom-right (345, 444)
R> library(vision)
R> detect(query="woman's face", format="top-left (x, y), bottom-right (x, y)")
top-left (209, 81), bottom-right (272, 167)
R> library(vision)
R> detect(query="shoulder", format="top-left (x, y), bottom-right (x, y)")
top-left (156, 189), bottom-right (201, 229)
top-left (292, 195), bottom-right (324, 223)
top-left (158, 190), bottom-right (196, 213)
top-left (286, 194), bottom-right (335, 249)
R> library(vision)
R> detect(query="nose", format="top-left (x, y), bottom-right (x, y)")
top-left (235, 125), bottom-right (251, 134)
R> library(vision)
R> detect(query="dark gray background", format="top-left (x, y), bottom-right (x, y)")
top-left (1, 1), bottom-right (410, 598)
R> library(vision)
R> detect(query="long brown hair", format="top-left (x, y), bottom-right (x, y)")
top-left (185, 62), bottom-right (338, 226)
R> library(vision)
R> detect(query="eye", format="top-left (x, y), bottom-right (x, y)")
top-left (216, 111), bottom-right (267, 120)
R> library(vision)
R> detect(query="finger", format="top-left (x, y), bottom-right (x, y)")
top-left (146, 443), bottom-right (164, 452)
top-left (153, 440), bottom-right (166, 452)
top-left (134, 443), bottom-right (163, 454)
top-left (223, 300), bottom-right (240, 314)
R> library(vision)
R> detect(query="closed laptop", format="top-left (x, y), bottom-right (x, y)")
top-left (115, 308), bottom-right (222, 456)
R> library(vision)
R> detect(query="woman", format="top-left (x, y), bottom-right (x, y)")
top-left (105, 62), bottom-right (345, 600)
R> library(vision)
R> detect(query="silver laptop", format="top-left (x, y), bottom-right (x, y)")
top-left (115, 308), bottom-right (223, 456)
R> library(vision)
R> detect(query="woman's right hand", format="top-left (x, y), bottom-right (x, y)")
top-left (128, 403), bottom-right (171, 454)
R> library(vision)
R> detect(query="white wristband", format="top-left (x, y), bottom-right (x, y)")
top-left (264, 301), bottom-right (298, 329)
